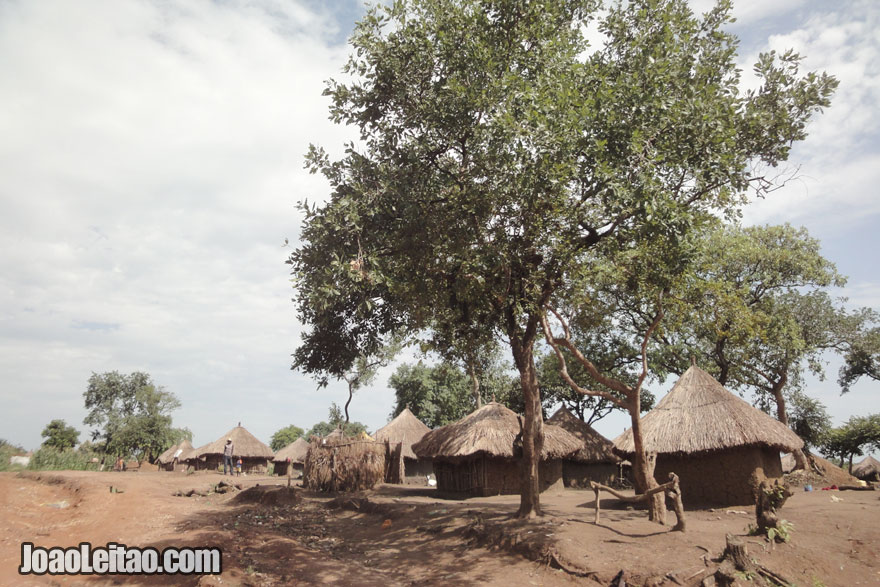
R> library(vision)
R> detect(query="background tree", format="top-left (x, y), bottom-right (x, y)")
top-left (290, 0), bottom-right (836, 517)
top-left (270, 425), bottom-right (305, 451)
top-left (389, 359), bottom-right (519, 427)
top-left (784, 389), bottom-right (831, 453)
top-left (839, 326), bottom-right (880, 393)
top-left (305, 404), bottom-right (369, 439)
top-left (40, 419), bottom-right (79, 450)
top-left (83, 371), bottom-right (188, 462)
top-left (819, 414), bottom-right (880, 473)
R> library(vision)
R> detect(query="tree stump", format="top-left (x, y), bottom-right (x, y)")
top-left (755, 479), bottom-right (792, 538)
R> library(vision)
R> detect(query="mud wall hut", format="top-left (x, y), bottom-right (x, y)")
top-left (852, 455), bottom-right (880, 482)
top-left (156, 439), bottom-right (194, 472)
top-left (412, 402), bottom-right (581, 496)
top-left (273, 437), bottom-right (309, 477)
top-left (194, 424), bottom-right (274, 474)
top-left (547, 407), bottom-right (619, 487)
top-left (373, 408), bottom-right (433, 483)
top-left (614, 365), bottom-right (803, 507)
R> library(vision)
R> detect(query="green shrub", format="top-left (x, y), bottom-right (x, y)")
top-left (27, 447), bottom-right (99, 471)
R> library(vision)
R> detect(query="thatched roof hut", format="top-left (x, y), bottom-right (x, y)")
top-left (614, 365), bottom-right (804, 506)
top-left (374, 408), bottom-right (433, 482)
top-left (852, 455), bottom-right (880, 481)
top-left (547, 407), bottom-right (619, 487)
top-left (156, 440), bottom-right (194, 471)
top-left (413, 402), bottom-right (581, 496)
top-left (194, 425), bottom-right (274, 474)
top-left (272, 437), bottom-right (309, 476)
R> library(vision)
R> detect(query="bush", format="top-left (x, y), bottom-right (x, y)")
top-left (27, 447), bottom-right (99, 471)
top-left (0, 439), bottom-right (28, 472)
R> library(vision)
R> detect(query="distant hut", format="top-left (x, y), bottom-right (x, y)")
top-left (273, 437), bottom-right (309, 477)
top-left (614, 365), bottom-right (804, 507)
top-left (156, 439), bottom-right (194, 472)
top-left (412, 402), bottom-right (581, 496)
top-left (194, 424), bottom-right (274, 474)
top-left (547, 407), bottom-right (619, 487)
top-left (852, 455), bottom-right (880, 482)
top-left (373, 408), bottom-right (433, 483)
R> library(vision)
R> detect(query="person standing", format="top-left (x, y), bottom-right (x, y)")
top-left (223, 438), bottom-right (235, 475)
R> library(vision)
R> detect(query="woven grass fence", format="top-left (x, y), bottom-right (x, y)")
top-left (303, 438), bottom-right (386, 492)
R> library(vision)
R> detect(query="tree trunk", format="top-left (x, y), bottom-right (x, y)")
top-left (468, 365), bottom-right (482, 410)
top-left (629, 396), bottom-right (666, 524)
top-left (344, 380), bottom-right (353, 424)
top-left (511, 329), bottom-right (543, 519)
top-left (770, 375), bottom-right (809, 470)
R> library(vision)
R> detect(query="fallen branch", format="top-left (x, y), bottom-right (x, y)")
top-left (591, 472), bottom-right (685, 531)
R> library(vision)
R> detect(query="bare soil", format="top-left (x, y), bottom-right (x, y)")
top-left (1, 470), bottom-right (878, 586)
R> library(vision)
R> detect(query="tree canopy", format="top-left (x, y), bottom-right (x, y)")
top-left (83, 371), bottom-right (189, 462)
top-left (270, 425), bottom-right (305, 451)
top-left (41, 419), bottom-right (79, 450)
top-left (290, 0), bottom-right (836, 516)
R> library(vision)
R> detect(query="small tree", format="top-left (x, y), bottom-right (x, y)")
top-left (270, 425), bottom-right (304, 451)
top-left (41, 419), bottom-right (79, 450)
top-left (820, 414), bottom-right (880, 473)
top-left (306, 404), bottom-right (369, 439)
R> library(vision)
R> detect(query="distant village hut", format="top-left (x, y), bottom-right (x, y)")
top-left (614, 365), bottom-right (804, 507)
top-left (547, 407), bottom-right (619, 488)
top-left (373, 408), bottom-right (433, 483)
top-left (852, 455), bottom-right (880, 482)
top-left (412, 402), bottom-right (581, 496)
top-left (273, 437), bottom-right (309, 477)
top-left (156, 439), bottom-right (194, 472)
top-left (194, 424), bottom-right (274, 474)
top-left (302, 430), bottom-right (385, 492)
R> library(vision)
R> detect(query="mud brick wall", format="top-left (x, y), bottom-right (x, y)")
top-left (561, 461), bottom-right (618, 489)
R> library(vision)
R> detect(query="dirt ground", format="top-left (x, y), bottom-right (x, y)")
top-left (1, 470), bottom-right (878, 586)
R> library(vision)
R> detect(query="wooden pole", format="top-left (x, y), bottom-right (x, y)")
top-left (590, 472), bottom-right (685, 532)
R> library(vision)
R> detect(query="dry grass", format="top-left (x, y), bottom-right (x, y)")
top-left (273, 437), bottom-right (309, 465)
top-left (373, 408), bottom-right (431, 460)
top-left (547, 406), bottom-right (618, 463)
top-left (302, 437), bottom-right (386, 492)
top-left (413, 402), bottom-right (581, 462)
top-left (614, 366), bottom-right (803, 456)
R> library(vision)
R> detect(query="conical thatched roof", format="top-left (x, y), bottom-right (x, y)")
top-left (195, 425), bottom-right (274, 459)
top-left (374, 408), bottom-right (431, 460)
top-left (273, 437), bottom-right (309, 464)
top-left (156, 439), bottom-right (194, 465)
top-left (852, 455), bottom-right (880, 479)
top-left (548, 407), bottom-right (618, 463)
top-left (614, 366), bottom-right (804, 456)
top-left (412, 402), bottom-right (581, 462)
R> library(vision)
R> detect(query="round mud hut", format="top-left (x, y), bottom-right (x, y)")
top-left (156, 439), bottom-right (194, 472)
top-left (273, 437), bottom-right (309, 477)
top-left (194, 424), bottom-right (274, 474)
top-left (373, 408), bottom-right (433, 483)
top-left (614, 365), bottom-right (804, 507)
top-left (412, 402), bottom-right (582, 496)
top-left (852, 455), bottom-right (880, 482)
top-left (547, 406), bottom-right (619, 488)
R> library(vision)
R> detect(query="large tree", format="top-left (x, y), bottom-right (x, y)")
top-left (41, 419), bottom-right (79, 450)
top-left (290, 0), bottom-right (836, 517)
top-left (83, 371), bottom-right (188, 463)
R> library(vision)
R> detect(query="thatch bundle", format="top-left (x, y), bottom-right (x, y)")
top-left (413, 402), bottom-right (581, 462)
top-left (374, 408), bottom-right (431, 460)
top-left (547, 407), bottom-right (617, 463)
top-left (302, 435), bottom-right (386, 492)
top-left (614, 366), bottom-right (804, 456)
top-left (852, 455), bottom-right (880, 481)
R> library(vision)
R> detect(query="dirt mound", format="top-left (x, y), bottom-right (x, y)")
top-left (232, 484), bottom-right (300, 506)
top-left (785, 454), bottom-right (860, 488)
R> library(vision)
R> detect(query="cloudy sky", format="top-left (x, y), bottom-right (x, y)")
top-left (1, 0), bottom-right (877, 453)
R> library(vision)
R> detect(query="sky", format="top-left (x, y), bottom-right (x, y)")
top-left (0, 0), bottom-right (878, 454)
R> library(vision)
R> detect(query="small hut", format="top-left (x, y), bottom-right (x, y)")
top-left (412, 402), bottom-right (581, 496)
top-left (547, 407), bottom-right (619, 487)
top-left (373, 408), bottom-right (433, 483)
top-left (614, 365), bottom-right (804, 507)
top-left (156, 440), bottom-right (194, 472)
top-left (194, 424), bottom-right (274, 474)
top-left (302, 431), bottom-right (385, 492)
top-left (852, 455), bottom-right (880, 482)
top-left (273, 437), bottom-right (309, 477)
